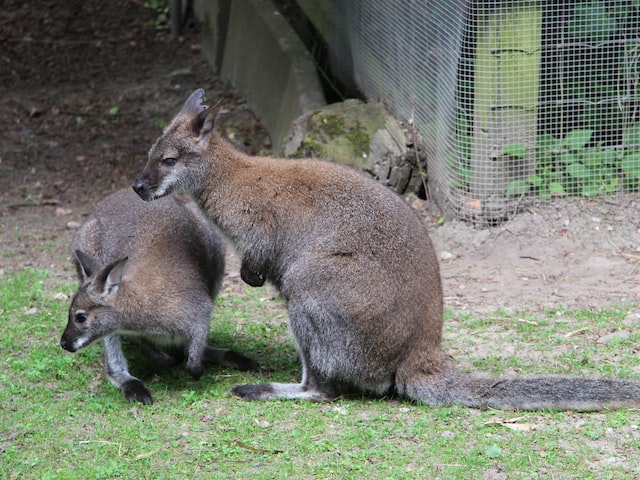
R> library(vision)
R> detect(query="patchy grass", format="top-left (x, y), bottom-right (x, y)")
top-left (1, 268), bottom-right (639, 479)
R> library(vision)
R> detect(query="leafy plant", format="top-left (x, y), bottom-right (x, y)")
top-left (143, 0), bottom-right (169, 29)
top-left (506, 126), bottom-right (640, 199)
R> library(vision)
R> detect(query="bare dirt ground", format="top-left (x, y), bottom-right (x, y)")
top-left (0, 0), bottom-right (270, 288)
top-left (1, 0), bottom-right (639, 319)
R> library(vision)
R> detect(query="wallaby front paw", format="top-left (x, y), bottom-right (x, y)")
top-left (232, 383), bottom-right (275, 400)
top-left (186, 362), bottom-right (205, 380)
top-left (122, 379), bottom-right (153, 405)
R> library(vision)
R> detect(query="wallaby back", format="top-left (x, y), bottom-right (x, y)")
top-left (61, 188), bottom-right (258, 404)
top-left (133, 89), bottom-right (640, 410)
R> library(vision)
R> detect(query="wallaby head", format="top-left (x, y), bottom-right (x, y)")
top-left (60, 250), bottom-right (129, 352)
top-left (133, 89), bottom-right (223, 201)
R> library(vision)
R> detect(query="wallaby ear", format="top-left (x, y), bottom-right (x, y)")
top-left (74, 249), bottom-right (100, 281)
top-left (181, 88), bottom-right (207, 117)
top-left (95, 257), bottom-right (129, 302)
top-left (194, 99), bottom-right (224, 144)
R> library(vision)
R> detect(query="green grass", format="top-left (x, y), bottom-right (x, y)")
top-left (2, 268), bottom-right (639, 479)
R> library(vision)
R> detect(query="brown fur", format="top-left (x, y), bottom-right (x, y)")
top-left (133, 89), bottom-right (640, 410)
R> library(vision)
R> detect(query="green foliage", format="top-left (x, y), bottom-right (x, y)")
top-left (568, 1), bottom-right (618, 44)
top-left (143, 0), bottom-right (169, 29)
top-left (506, 126), bottom-right (640, 199)
top-left (457, 1), bottom-right (640, 201)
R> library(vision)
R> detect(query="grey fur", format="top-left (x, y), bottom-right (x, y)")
top-left (61, 188), bottom-right (259, 405)
top-left (133, 89), bottom-right (640, 410)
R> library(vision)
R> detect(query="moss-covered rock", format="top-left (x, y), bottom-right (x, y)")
top-left (283, 99), bottom-right (386, 169)
top-left (283, 99), bottom-right (428, 198)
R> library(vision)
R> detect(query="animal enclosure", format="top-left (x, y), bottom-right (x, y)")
top-left (319, 0), bottom-right (640, 221)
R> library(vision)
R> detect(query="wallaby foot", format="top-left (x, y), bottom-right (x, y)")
top-left (232, 382), bottom-right (335, 402)
top-left (122, 379), bottom-right (154, 405)
top-left (233, 357), bottom-right (335, 401)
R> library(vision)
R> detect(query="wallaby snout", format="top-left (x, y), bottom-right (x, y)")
top-left (132, 178), bottom-right (151, 201)
top-left (59, 334), bottom-right (76, 352)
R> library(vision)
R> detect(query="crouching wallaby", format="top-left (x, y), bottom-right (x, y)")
top-left (133, 89), bottom-right (640, 410)
top-left (60, 188), bottom-right (259, 405)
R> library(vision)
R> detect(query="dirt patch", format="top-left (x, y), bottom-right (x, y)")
top-left (1, 0), bottom-right (638, 318)
top-left (0, 0), bottom-right (270, 284)
top-left (423, 195), bottom-right (640, 314)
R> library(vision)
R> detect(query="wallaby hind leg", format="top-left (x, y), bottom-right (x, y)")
top-left (137, 338), bottom-right (182, 367)
top-left (139, 336), bottom-right (260, 372)
top-left (232, 349), bottom-right (335, 401)
top-left (103, 335), bottom-right (153, 405)
top-left (203, 345), bottom-right (261, 372)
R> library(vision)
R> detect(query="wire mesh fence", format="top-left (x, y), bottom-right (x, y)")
top-left (324, 0), bottom-right (640, 222)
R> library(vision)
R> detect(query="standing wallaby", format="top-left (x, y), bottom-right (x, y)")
top-left (133, 89), bottom-right (640, 410)
top-left (61, 188), bottom-right (259, 405)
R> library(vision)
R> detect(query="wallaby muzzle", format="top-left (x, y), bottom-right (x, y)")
top-left (132, 179), bottom-right (152, 201)
top-left (59, 332), bottom-right (78, 352)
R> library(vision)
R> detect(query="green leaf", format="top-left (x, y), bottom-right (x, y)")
top-left (623, 124), bottom-right (640, 149)
top-left (581, 149), bottom-right (604, 167)
top-left (599, 149), bottom-right (619, 167)
top-left (549, 182), bottom-right (566, 196)
top-left (502, 143), bottom-right (529, 158)
top-left (602, 178), bottom-right (619, 192)
top-left (539, 187), bottom-right (552, 200)
top-left (108, 106), bottom-right (120, 115)
top-left (507, 179), bottom-right (530, 196)
top-left (485, 444), bottom-right (502, 459)
top-left (563, 129), bottom-right (593, 151)
top-left (527, 175), bottom-right (544, 187)
top-left (581, 183), bottom-right (599, 197)
top-left (621, 153), bottom-right (640, 179)
top-left (560, 151), bottom-right (576, 165)
top-left (566, 162), bottom-right (592, 179)
top-left (537, 134), bottom-right (562, 153)
top-left (569, 1), bottom-right (618, 44)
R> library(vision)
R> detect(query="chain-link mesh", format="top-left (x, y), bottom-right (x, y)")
top-left (325, 0), bottom-right (640, 222)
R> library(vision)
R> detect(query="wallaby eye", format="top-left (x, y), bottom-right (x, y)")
top-left (162, 157), bottom-right (177, 167)
top-left (75, 312), bottom-right (88, 324)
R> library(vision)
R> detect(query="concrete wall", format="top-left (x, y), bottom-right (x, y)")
top-left (196, 0), bottom-right (325, 153)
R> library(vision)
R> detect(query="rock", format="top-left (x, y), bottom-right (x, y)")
top-left (283, 99), bottom-right (386, 169)
top-left (284, 100), bottom-right (427, 196)
top-left (66, 221), bottom-right (81, 230)
top-left (440, 251), bottom-right (454, 261)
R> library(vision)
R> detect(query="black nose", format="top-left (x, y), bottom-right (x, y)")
top-left (60, 337), bottom-right (75, 352)
top-left (132, 181), bottom-right (149, 200)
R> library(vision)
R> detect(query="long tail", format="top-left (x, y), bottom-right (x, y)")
top-left (403, 368), bottom-right (640, 411)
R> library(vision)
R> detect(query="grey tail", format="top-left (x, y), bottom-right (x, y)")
top-left (403, 368), bottom-right (640, 411)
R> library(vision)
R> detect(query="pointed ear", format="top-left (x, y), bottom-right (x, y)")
top-left (194, 99), bottom-right (224, 144)
top-left (74, 249), bottom-right (100, 281)
top-left (95, 257), bottom-right (129, 302)
top-left (181, 88), bottom-right (207, 117)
